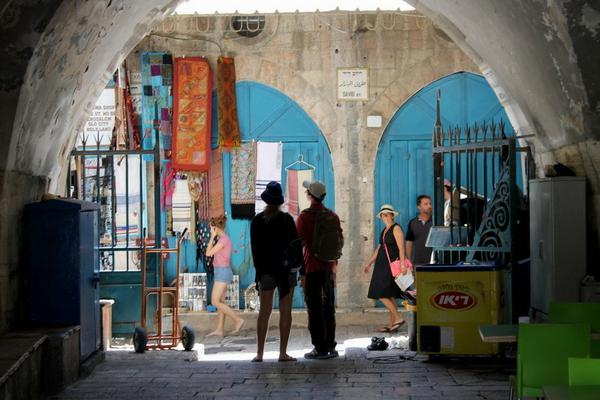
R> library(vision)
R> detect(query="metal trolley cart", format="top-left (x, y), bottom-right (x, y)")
top-left (133, 228), bottom-right (195, 353)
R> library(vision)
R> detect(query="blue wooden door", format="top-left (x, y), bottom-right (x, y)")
top-left (215, 82), bottom-right (334, 309)
top-left (375, 140), bottom-right (433, 236)
top-left (375, 71), bottom-right (516, 238)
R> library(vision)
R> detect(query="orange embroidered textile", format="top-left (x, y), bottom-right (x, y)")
top-left (217, 56), bottom-right (241, 149)
top-left (209, 149), bottom-right (225, 218)
top-left (172, 57), bottom-right (213, 171)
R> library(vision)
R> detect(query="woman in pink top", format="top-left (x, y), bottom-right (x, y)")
top-left (205, 215), bottom-right (244, 337)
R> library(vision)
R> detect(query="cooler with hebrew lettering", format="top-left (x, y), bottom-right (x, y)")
top-left (416, 263), bottom-right (503, 355)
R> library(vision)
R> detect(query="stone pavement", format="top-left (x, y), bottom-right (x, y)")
top-left (48, 326), bottom-right (513, 400)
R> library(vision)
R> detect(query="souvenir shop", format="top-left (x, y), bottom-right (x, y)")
top-left (69, 53), bottom-right (335, 333)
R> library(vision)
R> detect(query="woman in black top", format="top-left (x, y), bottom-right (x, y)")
top-left (363, 204), bottom-right (413, 333)
top-left (250, 181), bottom-right (301, 362)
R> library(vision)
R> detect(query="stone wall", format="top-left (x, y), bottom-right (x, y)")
top-left (129, 12), bottom-right (478, 307)
top-left (0, 0), bottom-right (180, 335)
top-left (0, 171), bottom-right (46, 333)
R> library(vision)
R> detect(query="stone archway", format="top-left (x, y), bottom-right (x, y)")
top-left (7, 1), bottom-right (598, 185)
top-left (2, 0), bottom-right (600, 331)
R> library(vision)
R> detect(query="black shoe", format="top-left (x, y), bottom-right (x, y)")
top-left (367, 337), bottom-right (389, 351)
top-left (328, 348), bottom-right (339, 358)
top-left (304, 348), bottom-right (334, 360)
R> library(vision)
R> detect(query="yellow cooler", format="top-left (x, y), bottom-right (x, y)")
top-left (416, 263), bottom-right (503, 356)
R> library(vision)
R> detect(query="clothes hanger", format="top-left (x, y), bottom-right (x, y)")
top-left (284, 154), bottom-right (315, 171)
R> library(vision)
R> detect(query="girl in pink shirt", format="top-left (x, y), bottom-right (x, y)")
top-left (205, 215), bottom-right (244, 337)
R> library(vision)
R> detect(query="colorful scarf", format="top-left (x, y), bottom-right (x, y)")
top-left (255, 142), bottom-right (282, 213)
top-left (231, 141), bottom-right (256, 219)
top-left (209, 148), bottom-right (225, 218)
top-left (217, 56), bottom-right (241, 149)
top-left (141, 52), bottom-right (173, 152)
top-left (161, 162), bottom-right (177, 209)
top-left (172, 57), bottom-right (212, 171)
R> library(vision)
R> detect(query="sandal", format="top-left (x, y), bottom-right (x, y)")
top-left (251, 356), bottom-right (263, 362)
top-left (377, 326), bottom-right (391, 333)
top-left (278, 355), bottom-right (297, 362)
top-left (388, 320), bottom-right (406, 333)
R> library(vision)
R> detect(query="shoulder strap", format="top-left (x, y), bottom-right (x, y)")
top-left (382, 226), bottom-right (392, 264)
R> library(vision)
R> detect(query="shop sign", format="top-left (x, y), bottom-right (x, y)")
top-left (81, 88), bottom-right (115, 145)
top-left (337, 68), bottom-right (369, 101)
top-left (431, 290), bottom-right (477, 311)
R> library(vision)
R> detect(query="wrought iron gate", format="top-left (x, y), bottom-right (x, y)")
top-left (429, 90), bottom-right (533, 320)
top-left (66, 117), bottom-right (162, 272)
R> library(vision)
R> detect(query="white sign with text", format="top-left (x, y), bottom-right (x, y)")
top-left (80, 88), bottom-right (115, 145)
top-left (337, 68), bottom-right (369, 101)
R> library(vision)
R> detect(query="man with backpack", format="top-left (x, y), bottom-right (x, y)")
top-left (296, 180), bottom-right (344, 359)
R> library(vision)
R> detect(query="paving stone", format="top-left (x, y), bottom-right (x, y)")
top-left (50, 327), bottom-right (513, 399)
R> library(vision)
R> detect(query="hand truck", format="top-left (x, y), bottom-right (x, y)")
top-left (133, 228), bottom-right (195, 352)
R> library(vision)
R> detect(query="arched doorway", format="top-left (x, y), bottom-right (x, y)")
top-left (374, 71), bottom-right (515, 236)
top-left (215, 81), bottom-right (334, 309)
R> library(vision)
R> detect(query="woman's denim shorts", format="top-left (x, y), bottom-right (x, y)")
top-left (213, 266), bottom-right (233, 283)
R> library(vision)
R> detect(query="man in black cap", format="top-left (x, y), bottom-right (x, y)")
top-left (296, 180), bottom-right (343, 359)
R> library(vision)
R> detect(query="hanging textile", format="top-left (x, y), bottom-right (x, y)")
top-left (296, 169), bottom-right (313, 213)
top-left (189, 202), bottom-right (196, 243)
top-left (141, 52), bottom-right (173, 152)
top-left (217, 56), bottom-right (241, 149)
top-left (255, 142), bottom-right (283, 213)
top-left (231, 141), bottom-right (256, 219)
top-left (172, 57), bottom-right (212, 171)
top-left (161, 162), bottom-right (177, 209)
top-left (123, 61), bottom-right (140, 149)
top-left (186, 172), bottom-right (204, 202)
top-left (196, 171), bottom-right (214, 273)
top-left (284, 169), bottom-right (313, 219)
top-left (172, 178), bottom-right (192, 236)
top-left (167, 208), bottom-right (173, 235)
top-left (209, 148), bottom-right (225, 218)
top-left (111, 69), bottom-right (128, 150)
top-left (285, 169), bottom-right (299, 217)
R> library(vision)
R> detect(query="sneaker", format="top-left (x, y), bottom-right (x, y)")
top-left (304, 348), bottom-right (334, 360)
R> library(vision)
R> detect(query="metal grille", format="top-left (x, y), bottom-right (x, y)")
top-left (67, 108), bottom-right (162, 272)
top-left (430, 90), bottom-right (532, 265)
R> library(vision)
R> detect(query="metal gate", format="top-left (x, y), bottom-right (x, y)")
top-left (429, 89), bottom-right (534, 322)
top-left (67, 101), bottom-right (164, 333)
top-left (374, 72), bottom-right (517, 236)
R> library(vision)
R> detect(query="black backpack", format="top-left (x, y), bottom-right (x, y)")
top-left (303, 208), bottom-right (343, 262)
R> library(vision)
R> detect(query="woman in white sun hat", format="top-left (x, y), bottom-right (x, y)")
top-left (362, 204), bottom-right (413, 333)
